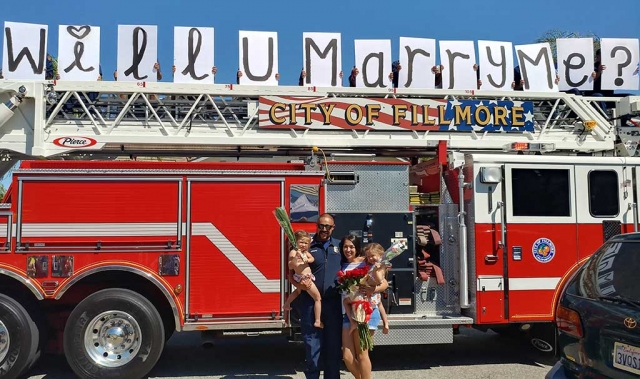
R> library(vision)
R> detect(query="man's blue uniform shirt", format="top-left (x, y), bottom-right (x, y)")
top-left (293, 236), bottom-right (342, 307)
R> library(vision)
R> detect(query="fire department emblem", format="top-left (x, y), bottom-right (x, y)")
top-left (532, 238), bottom-right (555, 263)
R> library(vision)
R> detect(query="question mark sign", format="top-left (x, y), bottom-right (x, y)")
top-left (611, 46), bottom-right (632, 86)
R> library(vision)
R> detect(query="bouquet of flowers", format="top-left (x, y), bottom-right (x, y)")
top-left (336, 266), bottom-right (370, 298)
top-left (373, 239), bottom-right (408, 270)
top-left (336, 265), bottom-right (375, 351)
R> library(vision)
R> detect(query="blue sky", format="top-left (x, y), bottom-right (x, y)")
top-left (0, 0), bottom-right (639, 188)
top-left (1, 0), bottom-right (638, 85)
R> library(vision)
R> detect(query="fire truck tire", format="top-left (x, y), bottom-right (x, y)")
top-left (0, 294), bottom-right (40, 379)
top-left (63, 288), bottom-right (165, 379)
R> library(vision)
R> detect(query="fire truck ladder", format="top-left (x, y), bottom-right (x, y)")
top-left (0, 80), bottom-right (623, 166)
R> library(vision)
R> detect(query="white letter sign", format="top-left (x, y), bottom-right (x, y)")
top-left (354, 39), bottom-right (392, 88)
top-left (478, 40), bottom-right (514, 91)
top-left (515, 42), bottom-right (557, 92)
top-left (117, 25), bottom-right (159, 82)
top-left (302, 32), bottom-right (341, 87)
top-left (58, 25), bottom-right (101, 81)
top-left (600, 38), bottom-right (640, 91)
top-left (2, 21), bottom-right (48, 80)
top-left (557, 38), bottom-right (594, 91)
top-left (398, 37), bottom-right (436, 89)
top-left (174, 26), bottom-right (215, 84)
top-left (239, 30), bottom-right (279, 86)
top-left (439, 40), bottom-right (477, 90)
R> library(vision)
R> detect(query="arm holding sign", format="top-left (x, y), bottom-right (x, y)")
top-left (474, 64), bottom-right (482, 89)
top-left (391, 61), bottom-right (401, 88)
top-left (154, 62), bottom-right (163, 81)
top-left (433, 65), bottom-right (444, 88)
top-left (348, 67), bottom-right (358, 87)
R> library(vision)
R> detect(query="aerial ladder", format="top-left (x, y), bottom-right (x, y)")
top-left (0, 79), bottom-right (638, 175)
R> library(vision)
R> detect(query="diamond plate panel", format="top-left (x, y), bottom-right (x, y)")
top-left (374, 325), bottom-right (453, 345)
top-left (325, 163), bottom-right (409, 212)
top-left (441, 173), bottom-right (454, 204)
top-left (414, 278), bottom-right (446, 315)
top-left (603, 220), bottom-right (622, 242)
top-left (370, 315), bottom-right (473, 345)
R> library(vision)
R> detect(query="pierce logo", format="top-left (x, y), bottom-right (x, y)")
top-left (53, 137), bottom-right (97, 148)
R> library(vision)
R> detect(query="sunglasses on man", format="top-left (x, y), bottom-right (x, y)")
top-left (317, 224), bottom-right (334, 230)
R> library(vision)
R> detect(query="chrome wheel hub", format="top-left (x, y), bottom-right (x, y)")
top-left (0, 320), bottom-right (9, 363)
top-left (84, 311), bottom-right (142, 368)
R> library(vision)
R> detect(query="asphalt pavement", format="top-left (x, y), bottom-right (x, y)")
top-left (25, 327), bottom-right (557, 379)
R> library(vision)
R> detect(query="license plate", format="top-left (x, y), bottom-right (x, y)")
top-left (613, 342), bottom-right (640, 375)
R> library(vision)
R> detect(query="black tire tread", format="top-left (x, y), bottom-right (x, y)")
top-left (63, 288), bottom-right (165, 379)
top-left (0, 294), bottom-right (39, 379)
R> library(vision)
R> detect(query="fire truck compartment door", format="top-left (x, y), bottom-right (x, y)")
top-left (503, 164), bottom-right (578, 321)
top-left (186, 179), bottom-right (283, 318)
top-left (0, 209), bottom-right (10, 252)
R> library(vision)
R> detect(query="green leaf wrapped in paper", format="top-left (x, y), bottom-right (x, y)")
top-left (273, 207), bottom-right (297, 249)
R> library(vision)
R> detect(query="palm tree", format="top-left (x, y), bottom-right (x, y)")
top-left (536, 30), bottom-right (601, 61)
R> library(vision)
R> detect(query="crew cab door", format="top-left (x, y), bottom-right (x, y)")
top-left (503, 164), bottom-right (578, 320)
top-left (575, 163), bottom-right (631, 259)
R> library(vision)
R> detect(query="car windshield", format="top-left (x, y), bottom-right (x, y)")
top-left (576, 240), bottom-right (640, 303)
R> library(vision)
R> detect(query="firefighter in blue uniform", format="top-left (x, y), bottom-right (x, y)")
top-left (290, 213), bottom-right (342, 379)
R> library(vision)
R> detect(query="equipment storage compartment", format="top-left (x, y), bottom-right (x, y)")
top-left (413, 204), bottom-right (462, 316)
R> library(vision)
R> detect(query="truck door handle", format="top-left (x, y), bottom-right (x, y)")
top-left (485, 201), bottom-right (505, 263)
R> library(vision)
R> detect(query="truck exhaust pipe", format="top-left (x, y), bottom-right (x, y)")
top-left (200, 330), bottom-right (218, 349)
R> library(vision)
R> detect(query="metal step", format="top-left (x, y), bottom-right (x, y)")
top-left (373, 314), bottom-right (473, 346)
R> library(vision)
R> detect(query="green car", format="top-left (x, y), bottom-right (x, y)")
top-left (546, 233), bottom-right (640, 379)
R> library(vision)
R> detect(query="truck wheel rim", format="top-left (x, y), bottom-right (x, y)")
top-left (84, 311), bottom-right (142, 368)
top-left (0, 320), bottom-right (9, 363)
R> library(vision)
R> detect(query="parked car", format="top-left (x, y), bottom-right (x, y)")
top-left (546, 233), bottom-right (640, 379)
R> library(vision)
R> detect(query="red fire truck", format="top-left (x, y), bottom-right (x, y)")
top-left (0, 79), bottom-right (638, 379)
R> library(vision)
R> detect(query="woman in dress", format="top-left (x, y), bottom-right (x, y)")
top-left (339, 235), bottom-right (388, 379)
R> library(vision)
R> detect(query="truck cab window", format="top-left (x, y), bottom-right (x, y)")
top-left (511, 168), bottom-right (571, 217)
top-left (588, 170), bottom-right (619, 217)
